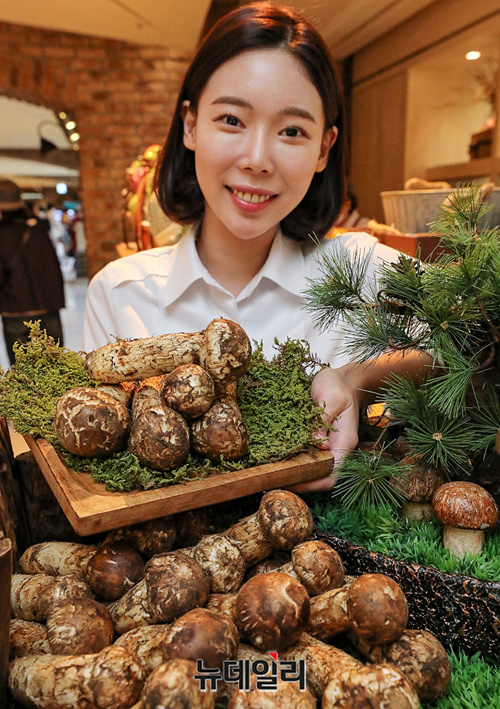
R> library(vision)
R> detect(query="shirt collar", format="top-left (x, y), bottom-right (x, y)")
top-left (162, 226), bottom-right (308, 307)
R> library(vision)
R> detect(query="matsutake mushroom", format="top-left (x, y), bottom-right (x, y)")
top-left (351, 628), bottom-right (452, 702)
top-left (308, 573), bottom-right (408, 645)
top-left (19, 541), bottom-right (98, 578)
top-left (235, 571), bottom-right (310, 651)
top-left (54, 387), bottom-right (131, 456)
top-left (227, 674), bottom-right (316, 709)
top-left (399, 455), bottom-right (448, 522)
top-left (105, 516), bottom-right (177, 559)
top-left (322, 663), bottom-right (419, 709)
top-left (129, 401), bottom-right (190, 471)
top-left (85, 540), bottom-right (145, 600)
top-left (433, 481), bottom-right (499, 558)
top-left (108, 551), bottom-right (209, 635)
top-left (9, 619), bottom-right (51, 658)
top-left (160, 364), bottom-right (215, 418)
top-left (163, 607), bottom-right (239, 669)
top-left (190, 533), bottom-right (246, 593)
top-left (11, 573), bottom-right (93, 623)
top-left (46, 597), bottom-right (114, 655)
top-left (9, 645), bottom-right (144, 709)
top-left (134, 658), bottom-right (214, 709)
top-left (191, 382), bottom-right (249, 462)
top-left (225, 489), bottom-right (313, 567)
top-left (254, 540), bottom-right (344, 595)
top-left (85, 318), bottom-right (251, 386)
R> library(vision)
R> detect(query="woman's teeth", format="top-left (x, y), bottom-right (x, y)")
top-left (232, 189), bottom-right (272, 204)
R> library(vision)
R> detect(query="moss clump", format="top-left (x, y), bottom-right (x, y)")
top-left (434, 651), bottom-right (500, 709)
top-left (238, 338), bottom-right (326, 466)
top-left (0, 322), bottom-right (96, 443)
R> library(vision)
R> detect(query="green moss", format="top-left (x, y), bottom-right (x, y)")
top-left (310, 497), bottom-right (500, 582)
top-left (0, 322), bottom-right (96, 442)
top-left (434, 651), bottom-right (500, 709)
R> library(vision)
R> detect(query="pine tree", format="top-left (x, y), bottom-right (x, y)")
top-left (305, 184), bottom-right (500, 498)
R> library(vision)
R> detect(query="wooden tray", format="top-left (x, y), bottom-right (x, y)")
top-left (25, 437), bottom-right (333, 537)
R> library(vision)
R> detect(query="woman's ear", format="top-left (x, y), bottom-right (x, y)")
top-left (315, 126), bottom-right (338, 173)
top-left (182, 100), bottom-right (197, 151)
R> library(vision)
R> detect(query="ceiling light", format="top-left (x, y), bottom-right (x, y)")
top-left (69, 132), bottom-right (80, 142)
top-left (465, 51), bottom-right (481, 61)
top-left (59, 111), bottom-right (67, 119)
top-left (65, 120), bottom-right (76, 130)
top-left (56, 183), bottom-right (68, 195)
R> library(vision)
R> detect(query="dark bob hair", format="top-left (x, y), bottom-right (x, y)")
top-left (156, 1), bottom-right (347, 242)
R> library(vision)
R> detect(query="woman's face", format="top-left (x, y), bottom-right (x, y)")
top-left (183, 48), bottom-right (337, 244)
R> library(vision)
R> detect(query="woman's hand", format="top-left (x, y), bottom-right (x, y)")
top-left (288, 365), bottom-right (361, 492)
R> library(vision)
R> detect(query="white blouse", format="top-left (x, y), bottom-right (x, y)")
top-left (82, 227), bottom-right (398, 368)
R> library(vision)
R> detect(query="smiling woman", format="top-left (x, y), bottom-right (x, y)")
top-left (82, 2), bottom-right (433, 492)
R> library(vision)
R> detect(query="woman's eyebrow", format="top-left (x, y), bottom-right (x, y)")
top-left (211, 96), bottom-right (316, 122)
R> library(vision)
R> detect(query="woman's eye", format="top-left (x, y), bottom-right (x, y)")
top-left (222, 114), bottom-right (240, 127)
top-left (282, 126), bottom-right (306, 138)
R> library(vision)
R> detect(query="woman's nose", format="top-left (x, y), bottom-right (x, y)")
top-left (238, 129), bottom-right (273, 174)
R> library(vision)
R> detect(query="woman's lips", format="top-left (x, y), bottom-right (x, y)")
top-left (227, 186), bottom-right (277, 212)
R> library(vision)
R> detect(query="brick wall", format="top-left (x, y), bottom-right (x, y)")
top-left (0, 22), bottom-right (192, 277)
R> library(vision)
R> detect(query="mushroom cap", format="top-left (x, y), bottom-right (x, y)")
top-left (128, 405), bottom-right (190, 471)
top-left (236, 571), bottom-right (310, 651)
top-left (201, 318), bottom-right (252, 384)
top-left (258, 490), bottom-right (313, 550)
top-left (54, 387), bottom-right (131, 457)
top-left (399, 456), bottom-right (448, 503)
top-left (164, 607), bottom-right (239, 669)
top-left (291, 540), bottom-right (345, 595)
top-left (192, 534), bottom-right (246, 593)
top-left (140, 659), bottom-right (214, 709)
top-left (228, 674), bottom-right (316, 708)
top-left (36, 575), bottom-right (94, 622)
top-left (370, 629), bottom-right (451, 702)
top-left (144, 551), bottom-right (210, 622)
top-left (105, 516), bottom-right (177, 558)
top-left (347, 573), bottom-right (408, 645)
top-left (432, 481), bottom-right (499, 529)
top-left (323, 663), bottom-right (419, 709)
top-left (46, 597), bottom-right (114, 655)
top-left (160, 364), bottom-right (215, 418)
top-left (85, 540), bottom-right (145, 600)
top-left (191, 400), bottom-right (249, 461)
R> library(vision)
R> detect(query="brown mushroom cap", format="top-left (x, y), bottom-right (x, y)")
top-left (323, 663), bottom-right (419, 709)
top-left (192, 534), bottom-right (246, 593)
top-left (85, 540), bottom-right (145, 600)
top-left (191, 400), bottom-right (249, 462)
top-left (258, 490), bottom-right (313, 550)
top-left (46, 597), bottom-right (114, 655)
top-left (433, 481), bottom-right (499, 529)
top-left (236, 571), bottom-right (310, 651)
top-left (164, 607), bottom-right (239, 669)
top-left (145, 551), bottom-right (210, 622)
top-left (370, 629), bottom-right (452, 702)
top-left (201, 318), bottom-right (252, 384)
top-left (140, 658), bottom-right (214, 709)
top-left (291, 541), bottom-right (345, 595)
top-left (228, 674), bottom-right (316, 708)
top-left (160, 364), bottom-right (215, 419)
top-left (346, 573), bottom-right (408, 645)
top-left (105, 516), bottom-right (177, 559)
top-left (36, 575), bottom-right (94, 622)
top-left (129, 405), bottom-right (190, 471)
top-left (54, 387), bottom-right (131, 457)
top-left (399, 456), bottom-right (448, 503)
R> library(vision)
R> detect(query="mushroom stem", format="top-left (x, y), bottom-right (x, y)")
top-left (443, 525), bottom-right (484, 558)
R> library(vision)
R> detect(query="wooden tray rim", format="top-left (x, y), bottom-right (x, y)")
top-left (25, 436), bottom-right (333, 536)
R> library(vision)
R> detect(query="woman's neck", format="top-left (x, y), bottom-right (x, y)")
top-left (196, 219), bottom-right (278, 296)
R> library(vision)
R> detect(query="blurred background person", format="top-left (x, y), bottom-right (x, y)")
top-left (0, 179), bottom-right (65, 365)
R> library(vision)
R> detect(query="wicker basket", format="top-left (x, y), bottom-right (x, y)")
top-left (381, 187), bottom-right (500, 234)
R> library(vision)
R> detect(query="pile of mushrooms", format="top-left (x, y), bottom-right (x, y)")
top-left (54, 318), bottom-right (252, 469)
top-left (8, 490), bottom-right (453, 707)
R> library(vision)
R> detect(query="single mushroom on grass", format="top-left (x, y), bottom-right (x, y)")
top-left (399, 455), bottom-right (447, 522)
top-left (432, 481), bottom-right (499, 558)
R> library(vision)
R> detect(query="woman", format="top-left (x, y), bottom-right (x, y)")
top-left (83, 2), bottom-right (431, 489)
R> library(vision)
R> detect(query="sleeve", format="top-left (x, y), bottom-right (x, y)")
top-left (81, 268), bottom-right (119, 352)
